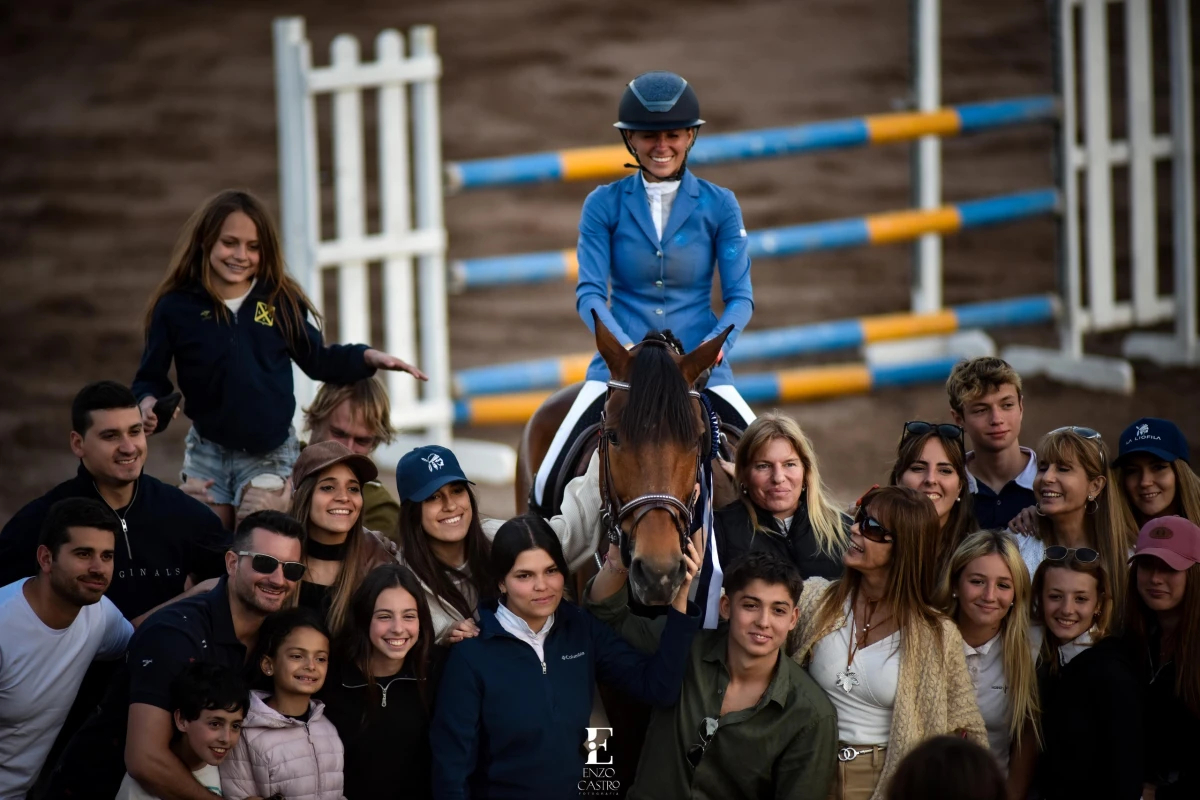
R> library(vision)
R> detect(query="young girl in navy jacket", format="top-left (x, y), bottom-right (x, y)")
top-left (133, 189), bottom-right (425, 528)
top-left (430, 515), bottom-right (701, 799)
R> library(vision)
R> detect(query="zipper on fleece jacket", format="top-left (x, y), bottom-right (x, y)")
top-left (342, 674), bottom-right (418, 708)
top-left (93, 478), bottom-right (138, 559)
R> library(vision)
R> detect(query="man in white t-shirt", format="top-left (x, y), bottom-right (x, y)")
top-left (0, 497), bottom-right (134, 799)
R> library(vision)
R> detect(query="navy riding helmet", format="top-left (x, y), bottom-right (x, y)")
top-left (615, 71), bottom-right (704, 179)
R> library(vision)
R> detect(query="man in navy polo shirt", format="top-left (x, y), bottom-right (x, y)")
top-left (946, 358), bottom-right (1037, 530)
top-left (44, 510), bottom-right (305, 800)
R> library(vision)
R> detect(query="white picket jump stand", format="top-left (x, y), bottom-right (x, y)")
top-left (1007, 0), bottom-right (1197, 391)
top-left (272, 17), bottom-right (516, 483)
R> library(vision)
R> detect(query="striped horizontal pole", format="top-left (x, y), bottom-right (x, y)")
top-left (452, 294), bottom-right (1057, 397)
top-left (445, 95), bottom-right (1059, 191)
top-left (453, 354), bottom-right (974, 426)
top-left (452, 188), bottom-right (1060, 290)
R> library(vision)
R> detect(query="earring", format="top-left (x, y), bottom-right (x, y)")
top-left (1034, 504), bottom-right (1047, 517)
top-left (955, 495), bottom-right (961, 503)
top-left (1085, 497), bottom-right (1099, 515)
top-left (952, 592), bottom-right (958, 598)
top-left (265, 668), bottom-right (273, 676)
top-left (740, 484), bottom-right (748, 495)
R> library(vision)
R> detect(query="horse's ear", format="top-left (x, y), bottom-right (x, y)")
top-left (679, 325), bottom-right (733, 386)
top-left (592, 311), bottom-right (632, 380)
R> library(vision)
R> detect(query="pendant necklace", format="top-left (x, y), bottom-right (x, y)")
top-left (835, 591), bottom-right (891, 694)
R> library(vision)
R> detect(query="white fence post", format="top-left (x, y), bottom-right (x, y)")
top-left (910, 0), bottom-right (942, 315)
top-left (272, 17), bottom-right (515, 482)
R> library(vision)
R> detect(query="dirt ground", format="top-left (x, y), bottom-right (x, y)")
top-left (1, 0), bottom-right (1197, 520)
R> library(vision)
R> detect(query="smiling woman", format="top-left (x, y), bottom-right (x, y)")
top-left (287, 441), bottom-right (396, 634)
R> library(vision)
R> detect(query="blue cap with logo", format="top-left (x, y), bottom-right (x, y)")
top-left (1116, 417), bottom-right (1190, 466)
top-left (396, 445), bottom-right (473, 502)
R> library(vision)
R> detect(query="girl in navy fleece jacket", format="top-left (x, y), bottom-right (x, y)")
top-left (133, 190), bottom-right (425, 528)
top-left (430, 515), bottom-right (701, 799)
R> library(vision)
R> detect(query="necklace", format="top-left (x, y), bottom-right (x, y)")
top-left (306, 537), bottom-right (349, 561)
top-left (835, 592), bottom-right (892, 693)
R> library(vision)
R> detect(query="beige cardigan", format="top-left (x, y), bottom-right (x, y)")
top-left (792, 578), bottom-right (987, 800)
top-left (400, 451), bottom-right (604, 645)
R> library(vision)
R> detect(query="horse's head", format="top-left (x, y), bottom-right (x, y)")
top-left (592, 312), bottom-right (731, 605)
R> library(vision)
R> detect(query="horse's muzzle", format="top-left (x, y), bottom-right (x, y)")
top-left (629, 556), bottom-right (686, 606)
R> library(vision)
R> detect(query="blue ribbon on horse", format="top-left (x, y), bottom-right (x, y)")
top-left (691, 394), bottom-right (724, 629)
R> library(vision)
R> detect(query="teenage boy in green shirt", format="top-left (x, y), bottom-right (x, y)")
top-left (587, 547), bottom-right (837, 800)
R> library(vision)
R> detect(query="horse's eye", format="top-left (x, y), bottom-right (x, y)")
top-left (606, 430), bottom-right (619, 446)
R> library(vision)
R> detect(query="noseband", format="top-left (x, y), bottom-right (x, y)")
top-left (598, 344), bottom-right (706, 569)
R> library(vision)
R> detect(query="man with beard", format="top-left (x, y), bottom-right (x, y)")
top-left (0, 381), bottom-right (231, 624)
top-left (0, 498), bottom-right (134, 799)
top-left (43, 511), bottom-right (305, 800)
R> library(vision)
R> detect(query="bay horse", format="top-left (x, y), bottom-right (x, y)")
top-left (516, 312), bottom-right (731, 605)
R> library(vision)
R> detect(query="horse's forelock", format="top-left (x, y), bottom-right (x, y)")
top-left (616, 344), bottom-right (701, 448)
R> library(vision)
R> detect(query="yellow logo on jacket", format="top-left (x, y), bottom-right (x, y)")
top-left (254, 302), bottom-right (275, 327)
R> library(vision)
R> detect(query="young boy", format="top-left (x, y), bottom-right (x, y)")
top-left (115, 662), bottom-right (248, 799)
top-left (946, 357), bottom-right (1038, 530)
top-left (587, 550), bottom-right (837, 799)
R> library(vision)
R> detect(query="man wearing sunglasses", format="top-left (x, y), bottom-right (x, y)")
top-left (945, 358), bottom-right (1037, 530)
top-left (586, 551), bottom-right (837, 800)
top-left (44, 511), bottom-right (306, 800)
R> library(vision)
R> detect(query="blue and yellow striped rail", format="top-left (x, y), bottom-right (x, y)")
top-left (452, 294), bottom-right (1057, 397)
top-left (451, 188), bottom-right (1059, 290)
top-left (453, 355), bottom-right (979, 427)
top-left (445, 96), bottom-right (1059, 191)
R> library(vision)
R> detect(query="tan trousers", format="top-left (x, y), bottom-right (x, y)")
top-left (825, 743), bottom-right (887, 800)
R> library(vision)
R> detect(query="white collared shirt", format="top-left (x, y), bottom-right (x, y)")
top-left (963, 632), bottom-right (1012, 773)
top-left (965, 446), bottom-right (1038, 495)
top-left (495, 601), bottom-right (555, 662)
top-left (642, 173), bottom-right (681, 242)
top-left (1057, 630), bottom-right (1094, 667)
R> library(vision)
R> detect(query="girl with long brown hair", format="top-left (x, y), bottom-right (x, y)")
top-left (1013, 427), bottom-right (1136, 617)
top-left (1113, 417), bottom-right (1200, 530)
top-left (794, 485), bottom-right (986, 799)
top-left (936, 531), bottom-right (1038, 794)
top-left (1030, 551), bottom-right (1142, 800)
top-left (1123, 516), bottom-right (1200, 800)
top-left (133, 189), bottom-right (424, 528)
top-left (890, 421), bottom-right (978, 598)
top-left (287, 441), bottom-right (396, 634)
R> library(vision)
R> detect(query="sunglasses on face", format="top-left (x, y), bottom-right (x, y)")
top-left (902, 421), bottom-right (965, 448)
top-left (686, 716), bottom-right (719, 769)
top-left (1043, 546), bottom-right (1100, 564)
top-left (853, 507), bottom-right (894, 543)
top-left (236, 551), bottom-right (307, 581)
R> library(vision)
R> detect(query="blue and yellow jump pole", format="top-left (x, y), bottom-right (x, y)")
top-left (445, 96), bottom-right (1058, 192)
top-left (451, 188), bottom-right (1059, 291)
top-left (453, 354), bottom-right (982, 427)
top-left (452, 294), bottom-right (1058, 398)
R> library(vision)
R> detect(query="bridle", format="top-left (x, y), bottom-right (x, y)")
top-left (597, 339), bottom-right (708, 568)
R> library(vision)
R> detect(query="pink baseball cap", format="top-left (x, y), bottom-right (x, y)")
top-left (1131, 516), bottom-right (1200, 571)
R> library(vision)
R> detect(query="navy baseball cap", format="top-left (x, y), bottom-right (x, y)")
top-left (1116, 418), bottom-right (1190, 466)
top-left (396, 445), bottom-right (473, 502)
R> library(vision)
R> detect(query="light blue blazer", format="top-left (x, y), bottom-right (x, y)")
top-left (575, 170), bottom-right (754, 386)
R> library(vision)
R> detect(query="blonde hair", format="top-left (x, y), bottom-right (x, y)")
top-left (937, 530), bottom-right (1039, 747)
top-left (734, 411), bottom-right (848, 559)
top-left (945, 357), bottom-right (1023, 415)
top-left (303, 376), bottom-right (396, 447)
top-left (1031, 556), bottom-right (1117, 674)
top-left (1032, 430), bottom-right (1136, 620)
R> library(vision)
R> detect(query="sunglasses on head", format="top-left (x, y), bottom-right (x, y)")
top-left (236, 551), bottom-right (307, 582)
top-left (1043, 546), bottom-right (1100, 564)
top-left (902, 421), bottom-right (965, 448)
top-left (853, 506), bottom-right (894, 543)
top-left (1050, 426), bottom-right (1101, 440)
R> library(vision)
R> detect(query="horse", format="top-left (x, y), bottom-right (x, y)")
top-left (517, 312), bottom-right (733, 604)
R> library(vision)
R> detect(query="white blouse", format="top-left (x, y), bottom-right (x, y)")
top-left (809, 603), bottom-right (901, 745)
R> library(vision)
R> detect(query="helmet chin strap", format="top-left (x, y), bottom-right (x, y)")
top-left (621, 129), bottom-right (699, 182)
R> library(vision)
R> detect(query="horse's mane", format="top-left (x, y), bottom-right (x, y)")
top-left (618, 337), bottom-right (701, 447)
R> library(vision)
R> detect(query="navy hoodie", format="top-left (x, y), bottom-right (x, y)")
top-left (430, 601), bottom-right (699, 799)
top-left (132, 282), bottom-right (374, 454)
top-left (0, 464), bottom-right (231, 618)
